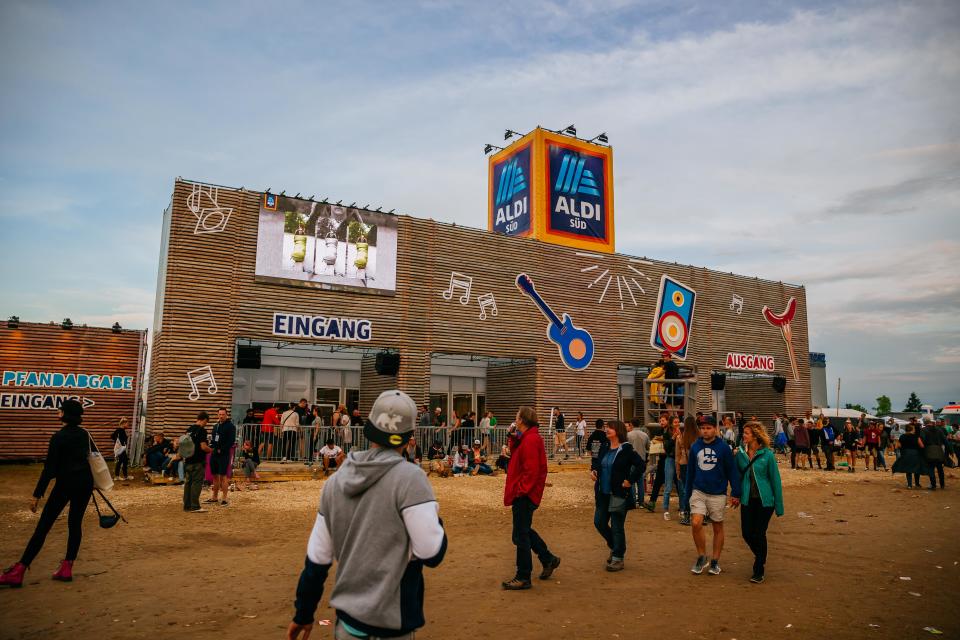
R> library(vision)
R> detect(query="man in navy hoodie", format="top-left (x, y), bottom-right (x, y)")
top-left (685, 417), bottom-right (740, 576)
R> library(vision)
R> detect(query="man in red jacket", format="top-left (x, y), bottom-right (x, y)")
top-left (502, 406), bottom-right (560, 590)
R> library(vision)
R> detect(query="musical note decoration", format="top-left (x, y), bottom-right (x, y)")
top-left (516, 273), bottom-right (595, 370)
top-left (440, 272), bottom-right (473, 305)
top-left (477, 293), bottom-right (498, 320)
top-left (730, 294), bottom-right (744, 315)
top-left (761, 297), bottom-right (799, 382)
top-left (186, 365), bottom-right (219, 401)
top-left (186, 183), bottom-right (232, 235)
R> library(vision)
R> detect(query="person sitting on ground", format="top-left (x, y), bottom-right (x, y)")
top-left (469, 440), bottom-right (493, 476)
top-left (496, 442), bottom-right (511, 473)
top-left (452, 445), bottom-right (470, 476)
top-left (427, 440), bottom-right (445, 461)
top-left (318, 438), bottom-right (345, 476)
top-left (143, 432), bottom-right (173, 474)
top-left (239, 440), bottom-right (260, 489)
top-left (402, 437), bottom-right (422, 465)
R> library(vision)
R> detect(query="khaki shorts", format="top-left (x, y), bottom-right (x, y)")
top-left (689, 489), bottom-right (727, 522)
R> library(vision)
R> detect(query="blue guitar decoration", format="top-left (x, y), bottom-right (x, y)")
top-left (516, 273), bottom-right (595, 370)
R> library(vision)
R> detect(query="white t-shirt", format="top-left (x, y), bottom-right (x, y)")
top-left (319, 444), bottom-right (343, 459)
top-left (281, 409), bottom-right (299, 432)
top-left (575, 419), bottom-right (586, 436)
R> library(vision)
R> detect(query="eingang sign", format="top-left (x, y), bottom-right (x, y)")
top-left (725, 352), bottom-right (776, 373)
top-left (272, 312), bottom-right (372, 341)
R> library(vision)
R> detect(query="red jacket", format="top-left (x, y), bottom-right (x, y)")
top-left (503, 426), bottom-right (548, 506)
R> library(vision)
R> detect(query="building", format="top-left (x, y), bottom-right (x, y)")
top-left (809, 351), bottom-right (828, 408)
top-left (145, 178), bottom-right (811, 434)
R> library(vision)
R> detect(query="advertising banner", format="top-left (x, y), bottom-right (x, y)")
top-left (490, 142), bottom-right (532, 237)
top-left (546, 141), bottom-right (609, 243)
top-left (650, 275), bottom-right (697, 360)
top-left (255, 194), bottom-right (397, 294)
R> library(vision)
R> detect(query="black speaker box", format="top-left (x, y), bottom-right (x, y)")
top-left (772, 376), bottom-right (787, 393)
top-left (236, 345), bottom-right (261, 369)
top-left (710, 372), bottom-right (726, 391)
top-left (375, 352), bottom-right (400, 376)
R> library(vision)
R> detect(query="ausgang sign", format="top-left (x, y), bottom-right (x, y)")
top-left (726, 352), bottom-right (776, 372)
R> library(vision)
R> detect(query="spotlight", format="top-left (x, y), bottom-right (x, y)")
top-left (504, 129), bottom-right (522, 141)
top-left (294, 193), bottom-right (301, 198)
top-left (6, 315), bottom-right (19, 329)
top-left (388, 209), bottom-right (395, 214)
top-left (563, 124), bottom-right (577, 137)
top-left (375, 207), bottom-right (382, 212)
top-left (280, 190), bottom-right (286, 196)
top-left (348, 202), bottom-right (356, 208)
top-left (484, 144), bottom-right (504, 155)
top-left (112, 322), bottom-right (122, 333)
top-left (335, 200), bottom-right (342, 205)
top-left (321, 198), bottom-right (329, 204)
top-left (61, 318), bottom-right (73, 330)
top-left (589, 132), bottom-right (609, 144)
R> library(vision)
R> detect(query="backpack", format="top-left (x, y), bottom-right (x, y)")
top-left (178, 429), bottom-right (196, 459)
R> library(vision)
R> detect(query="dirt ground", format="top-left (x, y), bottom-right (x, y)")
top-left (0, 461), bottom-right (958, 640)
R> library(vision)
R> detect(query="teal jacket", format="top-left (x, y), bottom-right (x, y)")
top-left (734, 446), bottom-right (784, 516)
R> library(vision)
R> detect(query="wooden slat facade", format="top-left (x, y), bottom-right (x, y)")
top-left (0, 323), bottom-right (147, 459)
top-left (146, 179), bottom-right (811, 435)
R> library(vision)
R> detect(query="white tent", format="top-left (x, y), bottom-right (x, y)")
top-left (812, 407), bottom-right (880, 421)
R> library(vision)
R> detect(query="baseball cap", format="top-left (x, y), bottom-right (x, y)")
top-left (702, 415), bottom-right (716, 426)
top-left (364, 390), bottom-right (417, 448)
top-left (474, 439), bottom-right (481, 445)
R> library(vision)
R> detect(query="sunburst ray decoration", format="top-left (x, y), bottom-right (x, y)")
top-left (577, 252), bottom-right (653, 310)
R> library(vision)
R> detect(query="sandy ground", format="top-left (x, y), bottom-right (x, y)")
top-left (0, 461), bottom-right (958, 640)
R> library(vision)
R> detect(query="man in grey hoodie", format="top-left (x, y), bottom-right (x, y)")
top-left (287, 390), bottom-right (447, 639)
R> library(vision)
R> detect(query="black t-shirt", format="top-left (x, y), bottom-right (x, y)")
top-left (587, 429), bottom-right (606, 458)
top-left (555, 413), bottom-right (565, 431)
top-left (146, 438), bottom-right (172, 458)
top-left (185, 425), bottom-right (208, 464)
top-left (664, 360), bottom-right (680, 380)
top-left (428, 445), bottom-right (445, 460)
top-left (295, 405), bottom-right (311, 425)
top-left (898, 433), bottom-right (919, 450)
top-left (241, 448), bottom-right (260, 464)
top-left (461, 418), bottom-right (475, 431)
top-left (350, 414), bottom-right (364, 427)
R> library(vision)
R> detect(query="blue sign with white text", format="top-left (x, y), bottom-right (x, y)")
top-left (491, 145), bottom-right (531, 236)
top-left (547, 144), bottom-right (607, 241)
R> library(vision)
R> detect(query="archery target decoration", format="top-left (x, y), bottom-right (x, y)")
top-left (650, 275), bottom-right (697, 359)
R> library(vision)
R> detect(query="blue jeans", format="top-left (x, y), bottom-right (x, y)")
top-left (594, 494), bottom-right (627, 559)
top-left (877, 448), bottom-right (887, 469)
top-left (678, 464), bottom-right (689, 513)
top-left (662, 457), bottom-right (676, 511)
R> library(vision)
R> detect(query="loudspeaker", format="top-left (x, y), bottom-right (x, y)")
top-left (236, 345), bottom-right (261, 369)
top-left (710, 372), bottom-right (726, 391)
top-left (375, 352), bottom-right (400, 376)
top-left (772, 376), bottom-right (787, 393)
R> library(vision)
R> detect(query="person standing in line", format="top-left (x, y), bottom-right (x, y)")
top-left (447, 410), bottom-right (461, 454)
top-left (502, 406), bottom-right (561, 590)
top-left (183, 412), bottom-right (212, 513)
top-left (892, 423), bottom-right (926, 488)
top-left (0, 400), bottom-right (95, 587)
top-left (921, 420), bottom-right (947, 490)
top-left (676, 415), bottom-right (699, 526)
top-left (478, 410), bottom-right (491, 453)
top-left (553, 407), bottom-right (567, 459)
top-left (286, 390), bottom-right (447, 640)
top-left (110, 417), bottom-right (130, 481)
top-left (280, 403), bottom-right (300, 462)
top-left (591, 420), bottom-right (644, 572)
top-left (205, 407), bottom-right (236, 507)
top-left (685, 417), bottom-right (740, 576)
top-left (340, 407), bottom-right (354, 453)
top-left (460, 412), bottom-right (476, 455)
top-left (735, 422), bottom-right (784, 583)
top-left (259, 402), bottom-right (279, 460)
top-left (586, 419), bottom-right (607, 460)
top-left (575, 412), bottom-right (587, 457)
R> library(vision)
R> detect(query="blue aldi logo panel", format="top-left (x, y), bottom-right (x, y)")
top-left (547, 143), bottom-right (607, 241)
top-left (491, 145), bottom-right (531, 236)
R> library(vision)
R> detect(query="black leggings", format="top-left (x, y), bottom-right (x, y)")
top-left (740, 501), bottom-right (775, 575)
top-left (21, 474), bottom-right (93, 566)
top-left (648, 455), bottom-right (666, 503)
top-left (114, 451), bottom-right (129, 478)
top-left (928, 461), bottom-right (945, 489)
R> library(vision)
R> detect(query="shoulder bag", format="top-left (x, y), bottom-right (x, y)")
top-left (86, 431), bottom-right (114, 492)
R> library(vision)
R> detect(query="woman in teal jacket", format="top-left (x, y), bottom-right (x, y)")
top-left (735, 421), bottom-right (784, 584)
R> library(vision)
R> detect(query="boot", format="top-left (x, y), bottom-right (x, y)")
top-left (0, 562), bottom-right (27, 588)
top-left (52, 560), bottom-right (73, 582)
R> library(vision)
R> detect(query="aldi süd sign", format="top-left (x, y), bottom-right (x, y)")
top-left (546, 141), bottom-right (610, 244)
top-left (490, 142), bottom-right (531, 237)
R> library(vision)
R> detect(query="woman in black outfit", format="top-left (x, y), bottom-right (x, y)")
top-left (110, 417), bottom-right (129, 480)
top-left (591, 420), bottom-right (644, 572)
top-left (0, 399), bottom-right (95, 588)
top-left (892, 423), bottom-right (926, 489)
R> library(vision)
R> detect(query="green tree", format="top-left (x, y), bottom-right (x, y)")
top-left (904, 392), bottom-right (922, 412)
top-left (874, 395), bottom-right (892, 416)
top-left (845, 403), bottom-right (868, 414)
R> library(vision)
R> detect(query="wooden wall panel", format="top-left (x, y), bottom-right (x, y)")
top-left (146, 179), bottom-right (812, 435)
top-left (486, 361), bottom-right (537, 426)
top-left (360, 355), bottom-right (398, 416)
top-left (0, 323), bottom-right (146, 459)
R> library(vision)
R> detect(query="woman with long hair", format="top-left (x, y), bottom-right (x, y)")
top-left (735, 421), bottom-right (784, 583)
top-left (676, 415), bottom-right (699, 526)
top-left (591, 420), bottom-right (644, 572)
top-left (0, 400), bottom-right (95, 587)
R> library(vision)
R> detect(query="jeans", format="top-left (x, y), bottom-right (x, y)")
top-left (21, 472), bottom-right (93, 566)
top-left (928, 460), bottom-right (945, 488)
top-left (906, 472), bottom-right (921, 488)
top-left (740, 501), bottom-right (775, 575)
top-left (877, 448), bottom-right (887, 469)
top-left (146, 451), bottom-right (166, 472)
top-left (662, 457), bottom-right (676, 511)
top-left (594, 494), bottom-right (627, 559)
top-left (114, 451), bottom-right (129, 478)
top-left (678, 464), bottom-right (689, 513)
top-left (648, 455), bottom-right (665, 504)
top-left (511, 496), bottom-right (553, 580)
top-left (183, 462), bottom-right (205, 510)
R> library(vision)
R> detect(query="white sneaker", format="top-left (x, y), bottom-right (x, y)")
top-left (663, 512), bottom-right (671, 521)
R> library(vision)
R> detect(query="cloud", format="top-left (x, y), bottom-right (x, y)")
top-left (818, 171), bottom-right (960, 218)
top-left (933, 346), bottom-right (960, 364)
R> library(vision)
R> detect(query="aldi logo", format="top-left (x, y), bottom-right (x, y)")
top-left (490, 144), bottom-right (531, 236)
top-left (547, 143), bottom-right (608, 242)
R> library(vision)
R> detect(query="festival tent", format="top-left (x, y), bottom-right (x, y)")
top-left (812, 407), bottom-right (881, 421)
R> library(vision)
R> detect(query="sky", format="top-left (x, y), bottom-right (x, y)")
top-left (0, 0), bottom-right (958, 411)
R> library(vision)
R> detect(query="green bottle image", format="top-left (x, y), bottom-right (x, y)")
top-left (354, 241), bottom-right (368, 269)
top-left (292, 222), bottom-right (307, 264)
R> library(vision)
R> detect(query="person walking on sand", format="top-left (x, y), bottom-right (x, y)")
top-left (735, 422), bottom-right (784, 583)
top-left (502, 406), bottom-right (561, 590)
top-left (591, 420), bottom-right (644, 572)
top-left (0, 400), bottom-right (95, 587)
top-left (286, 390), bottom-right (447, 640)
top-left (685, 417), bottom-right (740, 576)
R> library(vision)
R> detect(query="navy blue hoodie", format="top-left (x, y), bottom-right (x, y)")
top-left (685, 437), bottom-right (741, 499)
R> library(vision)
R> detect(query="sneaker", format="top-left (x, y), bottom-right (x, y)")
top-left (189, 508), bottom-right (208, 513)
top-left (750, 573), bottom-right (765, 584)
top-left (663, 511), bottom-right (671, 521)
top-left (606, 559), bottom-right (624, 572)
top-left (219, 501), bottom-right (229, 506)
top-left (680, 513), bottom-right (691, 526)
top-left (691, 555), bottom-right (709, 574)
top-left (642, 502), bottom-right (655, 513)
top-left (501, 577), bottom-right (531, 590)
top-left (539, 556), bottom-right (561, 580)
top-left (203, 498), bottom-right (218, 504)
top-left (708, 560), bottom-right (722, 575)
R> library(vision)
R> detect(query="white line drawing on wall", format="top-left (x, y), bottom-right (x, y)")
top-left (186, 183), bottom-right (232, 235)
top-left (477, 293), bottom-right (498, 320)
top-left (730, 294), bottom-right (744, 315)
top-left (441, 272), bottom-right (473, 305)
top-left (186, 365), bottom-right (218, 401)
top-left (578, 253), bottom-right (652, 310)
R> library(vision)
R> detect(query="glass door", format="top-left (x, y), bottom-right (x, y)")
top-left (452, 394), bottom-right (473, 422)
